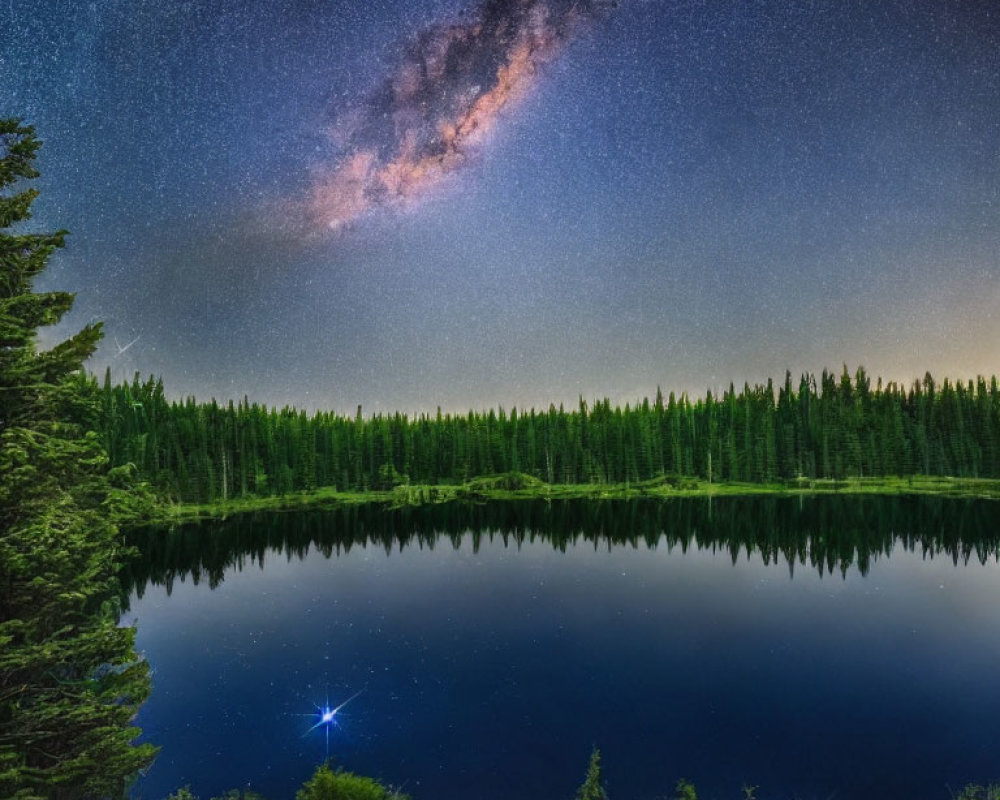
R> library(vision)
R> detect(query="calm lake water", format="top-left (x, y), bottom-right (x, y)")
top-left (125, 498), bottom-right (1000, 800)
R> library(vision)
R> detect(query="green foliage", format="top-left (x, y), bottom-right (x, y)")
top-left (575, 748), bottom-right (608, 800)
top-left (162, 765), bottom-right (411, 800)
top-left (97, 365), bottom-right (1000, 508)
top-left (376, 462), bottom-right (408, 490)
top-left (295, 763), bottom-right (409, 800)
top-left (0, 119), bottom-right (156, 798)
top-left (466, 471), bottom-right (546, 491)
top-left (164, 787), bottom-right (267, 800)
top-left (659, 778), bottom-right (1000, 800)
top-left (106, 461), bottom-right (161, 523)
top-left (954, 785), bottom-right (1000, 800)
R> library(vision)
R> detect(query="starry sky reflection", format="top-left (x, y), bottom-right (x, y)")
top-left (127, 526), bottom-right (1000, 800)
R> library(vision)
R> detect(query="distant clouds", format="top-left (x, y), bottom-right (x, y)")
top-left (309, 0), bottom-right (613, 231)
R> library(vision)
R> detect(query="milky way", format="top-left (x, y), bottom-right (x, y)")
top-left (310, 0), bottom-right (613, 231)
top-left (3, 0), bottom-right (997, 414)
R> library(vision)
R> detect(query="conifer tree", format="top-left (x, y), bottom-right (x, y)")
top-left (576, 748), bottom-right (609, 800)
top-left (295, 763), bottom-right (409, 800)
top-left (0, 119), bottom-right (156, 798)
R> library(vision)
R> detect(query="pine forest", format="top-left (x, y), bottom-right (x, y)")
top-left (99, 366), bottom-right (1000, 505)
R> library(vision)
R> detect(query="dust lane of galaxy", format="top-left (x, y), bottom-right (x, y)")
top-left (310, 0), bottom-right (613, 231)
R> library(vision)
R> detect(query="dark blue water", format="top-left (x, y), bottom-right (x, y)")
top-left (126, 499), bottom-right (1000, 800)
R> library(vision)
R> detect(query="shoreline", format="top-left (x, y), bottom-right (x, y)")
top-left (140, 475), bottom-right (1000, 524)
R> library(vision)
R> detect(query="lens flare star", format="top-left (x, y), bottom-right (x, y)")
top-left (302, 688), bottom-right (365, 756)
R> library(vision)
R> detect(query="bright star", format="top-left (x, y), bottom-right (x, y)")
top-left (302, 688), bottom-right (364, 755)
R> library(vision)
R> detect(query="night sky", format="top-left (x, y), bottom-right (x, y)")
top-left (3, 0), bottom-right (998, 414)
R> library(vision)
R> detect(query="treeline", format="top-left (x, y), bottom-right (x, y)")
top-left (99, 366), bottom-right (1000, 504)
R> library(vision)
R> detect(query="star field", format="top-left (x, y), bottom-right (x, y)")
top-left (2, 0), bottom-right (997, 413)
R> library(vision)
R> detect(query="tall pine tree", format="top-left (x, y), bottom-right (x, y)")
top-left (576, 748), bottom-right (609, 800)
top-left (0, 119), bottom-right (156, 799)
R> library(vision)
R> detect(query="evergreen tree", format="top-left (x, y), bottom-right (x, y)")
top-left (674, 779), bottom-right (698, 800)
top-left (295, 764), bottom-right (409, 800)
top-left (0, 119), bottom-right (156, 798)
top-left (576, 748), bottom-right (609, 800)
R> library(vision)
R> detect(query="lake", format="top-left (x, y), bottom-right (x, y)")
top-left (124, 497), bottom-right (1000, 800)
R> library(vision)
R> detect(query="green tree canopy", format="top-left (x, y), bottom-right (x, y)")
top-left (0, 118), bottom-right (156, 798)
top-left (576, 748), bottom-right (609, 800)
top-left (295, 764), bottom-right (409, 800)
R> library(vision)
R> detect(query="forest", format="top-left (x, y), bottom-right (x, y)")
top-left (100, 366), bottom-right (1000, 505)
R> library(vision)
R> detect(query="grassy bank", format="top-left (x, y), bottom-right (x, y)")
top-left (143, 473), bottom-right (1000, 523)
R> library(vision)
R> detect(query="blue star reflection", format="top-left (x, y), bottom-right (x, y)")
top-left (302, 688), bottom-right (364, 756)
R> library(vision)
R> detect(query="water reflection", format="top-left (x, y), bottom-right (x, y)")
top-left (123, 496), bottom-right (1000, 598)
top-left (124, 497), bottom-right (1000, 800)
